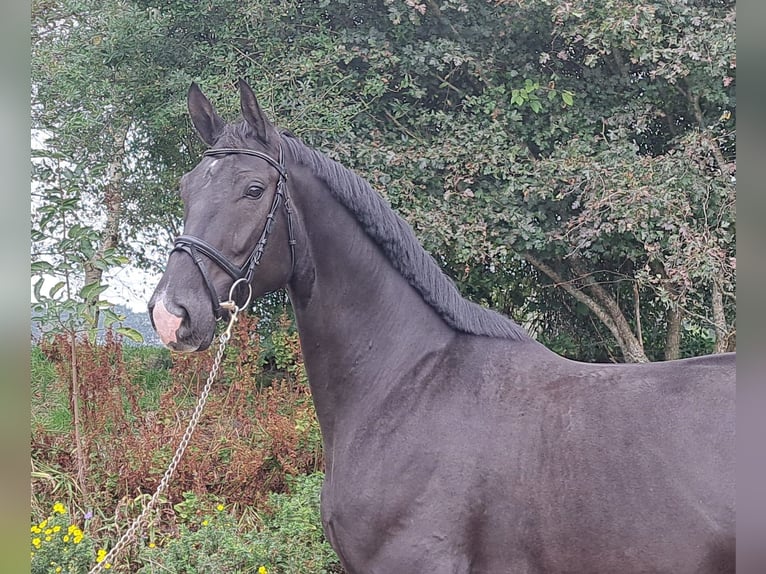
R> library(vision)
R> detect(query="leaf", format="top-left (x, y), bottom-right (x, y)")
top-left (562, 91), bottom-right (575, 106)
top-left (116, 327), bottom-right (144, 344)
top-left (33, 277), bottom-right (44, 302)
top-left (31, 260), bottom-right (55, 274)
top-left (101, 308), bottom-right (127, 328)
top-left (90, 259), bottom-right (110, 272)
top-left (49, 281), bottom-right (67, 299)
top-left (79, 282), bottom-right (109, 301)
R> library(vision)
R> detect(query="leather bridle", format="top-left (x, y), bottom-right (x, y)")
top-left (171, 144), bottom-right (296, 320)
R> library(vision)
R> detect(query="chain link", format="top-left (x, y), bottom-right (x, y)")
top-left (88, 306), bottom-right (240, 574)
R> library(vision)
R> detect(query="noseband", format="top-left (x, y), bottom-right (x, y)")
top-left (171, 144), bottom-right (296, 319)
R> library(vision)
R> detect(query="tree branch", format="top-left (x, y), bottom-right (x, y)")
top-left (569, 257), bottom-right (648, 362)
top-left (524, 253), bottom-right (649, 362)
top-left (687, 85), bottom-right (735, 179)
top-left (633, 281), bottom-right (643, 350)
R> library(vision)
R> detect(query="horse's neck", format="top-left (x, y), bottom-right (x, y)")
top-left (285, 168), bottom-right (453, 431)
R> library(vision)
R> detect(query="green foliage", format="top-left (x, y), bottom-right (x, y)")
top-left (136, 474), bottom-right (340, 574)
top-left (250, 473), bottom-right (341, 574)
top-left (137, 502), bottom-right (268, 574)
top-left (30, 503), bottom-right (98, 574)
top-left (32, 0), bottom-right (735, 361)
top-left (30, 148), bottom-right (139, 342)
top-left (310, 0), bottom-right (735, 361)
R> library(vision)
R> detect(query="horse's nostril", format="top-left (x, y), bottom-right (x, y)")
top-left (152, 299), bottom-right (185, 346)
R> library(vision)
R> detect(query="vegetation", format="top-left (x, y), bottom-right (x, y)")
top-left (31, 0), bottom-right (735, 362)
top-left (31, 477), bottom-right (338, 574)
top-left (31, 502), bottom-right (95, 574)
top-left (135, 474), bottom-right (340, 574)
top-left (32, 315), bottom-right (335, 572)
top-left (30, 0), bottom-right (735, 571)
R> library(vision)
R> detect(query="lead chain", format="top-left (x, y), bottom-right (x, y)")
top-left (88, 306), bottom-right (240, 574)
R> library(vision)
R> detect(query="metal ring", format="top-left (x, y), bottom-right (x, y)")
top-left (228, 277), bottom-right (253, 312)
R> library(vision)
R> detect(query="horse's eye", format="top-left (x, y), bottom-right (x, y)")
top-left (245, 184), bottom-right (265, 199)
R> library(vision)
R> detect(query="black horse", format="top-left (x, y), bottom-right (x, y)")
top-left (149, 80), bottom-right (735, 574)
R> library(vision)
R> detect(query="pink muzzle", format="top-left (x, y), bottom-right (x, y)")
top-left (152, 299), bottom-right (183, 347)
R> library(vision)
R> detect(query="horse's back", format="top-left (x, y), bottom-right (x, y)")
top-left (322, 336), bottom-right (735, 573)
top-left (472, 340), bottom-right (735, 573)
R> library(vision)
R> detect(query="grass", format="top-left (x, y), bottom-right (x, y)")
top-left (124, 345), bottom-right (173, 413)
top-left (31, 344), bottom-right (175, 434)
top-left (30, 458), bottom-right (85, 519)
top-left (31, 346), bottom-right (72, 434)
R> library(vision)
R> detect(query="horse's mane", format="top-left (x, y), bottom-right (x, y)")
top-left (272, 131), bottom-right (529, 341)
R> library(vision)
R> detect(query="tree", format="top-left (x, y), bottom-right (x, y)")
top-left (295, 0), bottom-right (736, 361)
top-left (31, 0), bottom-right (735, 362)
top-left (33, 1), bottom-right (151, 329)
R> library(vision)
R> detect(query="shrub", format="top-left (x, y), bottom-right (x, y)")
top-left (136, 473), bottom-right (341, 574)
top-left (251, 473), bottom-right (342, 573)
top-left (136, 502), bottom-right (268, 574)
top-left (32, 313), bottom-right (323, 513)
top-left (31, 312), bottom-right (329, 570)
top-left (30, 502), bottom-right (100, 574)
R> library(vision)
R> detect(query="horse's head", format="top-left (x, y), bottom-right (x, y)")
top-left (148, 80), bottom-right (295, 351)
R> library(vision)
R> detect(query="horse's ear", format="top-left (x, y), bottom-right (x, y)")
top-left (238, 79), bottom-right (272, 144)
top-left (187, 82), bottom-right (225, 146)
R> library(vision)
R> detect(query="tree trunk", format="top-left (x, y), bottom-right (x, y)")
top-left (711, 279), bottom-right (729, 354)
top-left (569, 257), bottom-right (648, 363)
top-left (664, 303), bottom-right (683, 361)
top-left (69, 331), bottom-right (89, 503)
top-left (83, 125), bottom-right (127, 327)
top-left (524, 254), bottom-right (649, 363)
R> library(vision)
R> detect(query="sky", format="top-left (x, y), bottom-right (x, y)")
top-left (31, 264), bottom-right (161, 314)
top-left (103, 265), bottom-right (161, 312)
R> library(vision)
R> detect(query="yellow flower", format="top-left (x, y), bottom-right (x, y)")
top-left (63, 535), bottom-right (70, 543)
top-left (148, 542), bottom-right (156, 548)
top-left (30, 525), bottom-right (40, 534)
top-left (53, 525), bottom-right (61, 532)
top-left (216, 504), bottom-right (225, 511)
top-left (32, 538), bottom-right (41, 548)
top-left (45, 536), bottom-right (52, 542)
top-left (258, 566), bottom-right (269, 574)
top-left (52, 502), bottom-right (66, 515)
top-left (56, 567), bottom-right (62, 573)
top-left (45, 528), bottom-right (53, 535)
top-left (104, 564), bottom-right (112, 570)
top-left (202, 520), bottom-right (209, 526)
top-left (96, 548), bottom-right (108, 563)
top-left (39, 519), bottom-right (48, 529)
